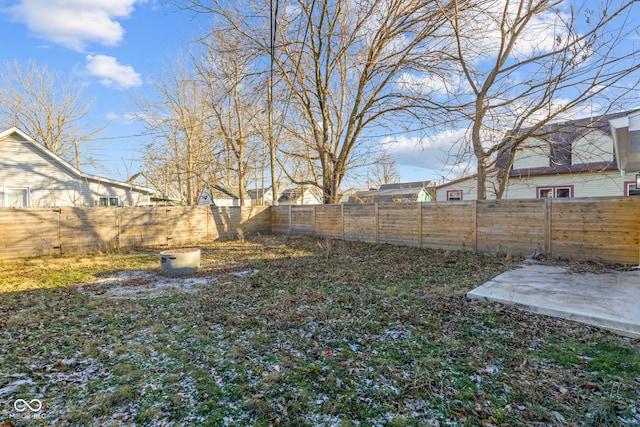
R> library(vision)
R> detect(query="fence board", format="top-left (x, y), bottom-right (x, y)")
top-left (0, 209), bottom-right (60, 258)
top-left (290, 206), bottom-right (315, 235)
top-left (271, 206), bottom-right (290, 234)
top-left (551, 197), bottom-right (640, 264)
top-left (421, 202), bottom-right (476, 250)
top-left (343, 205), bottom-right (377, 243)
top-left (378, 203), bottom-right (419, 246)
top-left (315, 205), bottom-right (343, 239)
top-left (119, 207), bottom-right (168, 247)
top-left (59, 207), bottom-right (118, 252)
top-left (477, 199), bottom-right (546, 255)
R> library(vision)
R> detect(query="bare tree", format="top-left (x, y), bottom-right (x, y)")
top-left (191, 30), bottom-right (267, 206)
top-left (134, 58), bottom-right (217, 205)
top-left (367, 148), bottom-right (401, 188)
top-left (438, 0), bottom-right (640, 199)
top-left (176, 0), bottom-right (455, 203)
top-left (0, 59), bottom-right (103, 168)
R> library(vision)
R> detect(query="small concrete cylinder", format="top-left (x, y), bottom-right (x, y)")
top-left (160, 248), bottom-right (201, 277)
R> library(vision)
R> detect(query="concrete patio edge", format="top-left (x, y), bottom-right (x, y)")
top-left (467, 262), bottom-right (640, 339)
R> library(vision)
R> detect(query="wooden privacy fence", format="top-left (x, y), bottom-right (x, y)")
top-left (0, 205), bottom-right (271, 259)
top-left (272, 197), bottom-right (640, 265)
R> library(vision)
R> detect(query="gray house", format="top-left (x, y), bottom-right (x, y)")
top-left (349, 181), bottom-right (435, 203)
top-left (0, 127), bottom-right (155, 207)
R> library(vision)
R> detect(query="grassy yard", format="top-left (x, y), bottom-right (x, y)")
top-left (0, 235), bottom-right (638, 426)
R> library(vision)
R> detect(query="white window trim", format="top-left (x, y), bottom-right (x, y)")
top-left (98, 196), bottom-right (120, 207)
top-left (446, 190), bottom-right (463, 201)
top-left (536, 185), bottom-right (574, 198)
top-left (1, 186), bottom-right (31, 207)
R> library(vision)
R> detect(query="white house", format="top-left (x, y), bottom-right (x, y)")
top-left (198, 185), bottom-right (251, 206)
top-left (0, 127), bottom-right (156, 207)
top-left (436, 112), bottom-right (637, 201)
top-left (277, 187), bottom-right (323, 205)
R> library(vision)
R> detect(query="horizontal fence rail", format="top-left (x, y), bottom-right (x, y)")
top-left (0, 206), bottom-right (271, 259)
top-left (272, 197), bottom-right (640, 265)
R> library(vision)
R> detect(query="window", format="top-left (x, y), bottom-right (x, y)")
top-left (625, 182), bottom-right (640, 196)
top-left (446, 190), bottom-right (463, 201)
top-left (537, 186), bottom-right (573, 198)
top-left (1, 187), bottom-right (30, 207)
top-left (539, 189), bottom-right (553, 198)
top-left (99, 196), bottom-right (120, 207)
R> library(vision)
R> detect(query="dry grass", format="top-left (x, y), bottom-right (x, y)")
top-left (0, 235), bottom-right (638, 426)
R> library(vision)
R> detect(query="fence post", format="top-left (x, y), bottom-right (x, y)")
top-left (472, 201), bottom-right (478, 252)
top-left (288, 205), bottom-right (292, 235)
top-left (544, 198), bottom-right (552, 257)
top-left (312, 205), bottom-right (317, 237)
top-left (341, 204), bottom-right (345, 240)
top-left (417, 202), bottom-right (423, 248)
top-left (375, 203), bottom-right (379, 243)
top-left (115, 207), bottom-right (121, 249)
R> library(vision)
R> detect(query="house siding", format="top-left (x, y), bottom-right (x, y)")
top-left (512, 138), bottom-right (550, 170)
top-left (571, 130), bottom-right (613, 165)
top-left (1, 131), bottom-right (152, 207)
top-left (504, 171), bottom-right (624, 199)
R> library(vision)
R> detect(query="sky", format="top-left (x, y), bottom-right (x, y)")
top-left (0, 0), bottom-right (202, 180)
top-left (1, 0), bottom-right (638, 190)
top-left (0, 0), bottom-right (463, 188)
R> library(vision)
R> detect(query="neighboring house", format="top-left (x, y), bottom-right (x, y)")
top-left (436, 112), bottom-right (638, 201)
top-left (127, 171), bottom-right (181, 205)
top-left (349, 181), bottom-right (435, 203)
top-left (198, 185), bottom-right (251, 206)
top-left (0, 127), bottom-right (155, 207)
top-left (247, 187), bottom-right (275, 205)
top-left (277, 187), bottom-right (323, 205)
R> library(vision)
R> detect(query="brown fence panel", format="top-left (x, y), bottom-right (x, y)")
top-left (166, 206), bottom-right (208, 246)
top-left (315, 205), bottom-right (343, 239)
top-left (551, 197), bottom-right (640, 264)
top-left (0, 208), bottom-right (60, 258)
top-left (343, 204), bottom-right (377, 243)
top-left (119, 207), bottom-right (168, 248)
top-left (476, 199), bottom-right (546, 256)
top-left (271, 206), bottom-right (290, 234)
top-left (290, 206), bottom-right (315, 235)
top-left (422, 202), bottom-right (476, 250)
top-left (240, 206), bottom-right (272, 236)
top-left (378, 203), bottom-right (420, 246)
top-left (209, 206), bottom-right (240, 240)
top-left (59, 207), bottom-right (118, 252)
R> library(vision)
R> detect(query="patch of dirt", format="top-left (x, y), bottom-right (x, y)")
top-left (77, 266), bottom-right (257, 299)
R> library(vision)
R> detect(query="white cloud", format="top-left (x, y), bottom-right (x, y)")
top-left (382, 129), bottom-right (473, 175)
top-left (6, 0), bottom-right (139, 51)
top-left (86, 54), bottom-right (142, 89)
top-left (452, 1), bottom-right (570, 64)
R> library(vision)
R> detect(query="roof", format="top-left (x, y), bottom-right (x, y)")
top-left (277, 187), bottom-right (323, 203)
top-left (0, 127), bottom-right (156, 195)
top-left (205, 185), bottom-right (241, 200)
top-left (247, 187), bottom-right (272, 199)
top-left (378, 181), bottom-right (435, 190)
top-left (349, 187), bottom-right (429, 203)
top-left (497, 111), bottom-right (635, 177)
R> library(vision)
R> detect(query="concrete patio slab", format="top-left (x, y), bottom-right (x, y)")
top-left (467, 262), bottom-right (640, 338)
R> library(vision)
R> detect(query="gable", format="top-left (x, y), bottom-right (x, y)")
top-left (0, 128), bottom-right (154, 207)
top-left (571, 130), bottom-right (613, 165)
top-left (512, 138), bottom-right (550, 170)
top-left (0, 132), bottom-right (79, 183)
